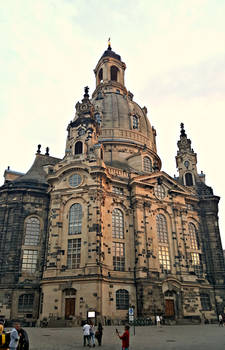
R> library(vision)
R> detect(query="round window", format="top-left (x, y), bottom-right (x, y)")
top-left (154, 184), bottom-right (166, 200)
top-left (69, 174), bottom-right (82, 187)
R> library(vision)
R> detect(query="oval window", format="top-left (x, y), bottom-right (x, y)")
top-left (69, 174), bottom-right (82, 187)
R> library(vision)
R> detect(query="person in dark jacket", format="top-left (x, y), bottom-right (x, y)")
top-left (95, 323), bottom-right (103, 346)
top-left (17, 324), bottom-right (29, 350)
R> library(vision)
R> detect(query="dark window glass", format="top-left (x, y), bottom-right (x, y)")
top-left (18, 294), bottom-right (34, 312)
top-left (110, 66), bottom-right (119, 81)
top-left (185, 172), bottom-right (193, 186)
top-left (75, 141), bottom-right (83, 155)
top-left (116, 289), bottom-right (129, 310)
top-left (69, 174), bottom-right (82, 187)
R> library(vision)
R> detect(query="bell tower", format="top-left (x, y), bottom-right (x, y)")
top-left (65, 87), bottom-right (103, 163)
top-left (176, 123), bottom-right (200, 186)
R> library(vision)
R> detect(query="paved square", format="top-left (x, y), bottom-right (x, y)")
top-left (18, 324), bottom-right (225, 350)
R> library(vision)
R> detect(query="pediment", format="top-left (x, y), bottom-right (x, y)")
top-left (130, 171), bottom-right (192, 196)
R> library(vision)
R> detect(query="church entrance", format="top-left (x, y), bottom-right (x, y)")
top-left (65, 298), bottom-right (75, 319)
top-left (64, 288), bottom-right (76, 319)
top-left (165, 299), bottom-right (175, 317)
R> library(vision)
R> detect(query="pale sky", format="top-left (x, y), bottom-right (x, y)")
top-left (1, 0), bottom-right (225, 245)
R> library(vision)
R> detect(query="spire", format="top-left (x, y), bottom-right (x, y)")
top-left (180, 122), bottom-right (187, 137)
top-left (108, 37), bottom-right (112, 51)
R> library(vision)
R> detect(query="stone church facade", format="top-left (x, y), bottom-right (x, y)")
top-left (0, 44), bottom-right (225, 325)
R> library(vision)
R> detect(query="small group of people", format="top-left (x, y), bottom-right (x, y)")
top-left (82, 320), bottom-right (103, 347)
top-left (156, 315), bottom-right (164, 326)
top-left (0, 320), bottom-right (29, 350)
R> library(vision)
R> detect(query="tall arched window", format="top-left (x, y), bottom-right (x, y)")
top-left (185, 172), bottom-right (193, 186)
top-left (133, 115), bottom-right (138, 129)
top-left (156, 214), bottom-right (168, 243)
top-left (110, 66), bottom-right (119, 81)
top-left (24, 217), bottom-right (40, 245)
top-left (69, 203), bottom-right (82, 234)
top-left (112, 208), bottom-right (124, 239)
top-left (116, 289), bottom-right (129, 310)
top-left (18, 294), bottom-right (34, 312)
top-left (75, 141), bottom-right (83, 155)
top-left (143, 157), bottom-right (152, 173)
top-left (189, 223), bottom-right (199, 250)
top-left (157, 214), bottom-right (171, 272)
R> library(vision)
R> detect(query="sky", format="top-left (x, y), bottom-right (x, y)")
top-left (1, 0), bottom-right (225, 245)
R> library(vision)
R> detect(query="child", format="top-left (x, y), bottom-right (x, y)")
top-left (116, 325), bottom-right (130, 350)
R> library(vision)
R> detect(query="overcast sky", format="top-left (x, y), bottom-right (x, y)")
top-left (1, 0), bottom-right (225, 246)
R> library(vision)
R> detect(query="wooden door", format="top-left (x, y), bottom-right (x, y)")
top-left (165, 299), bottom-right (175, 317)
top-left (65, 298), bottom-right (75, 319)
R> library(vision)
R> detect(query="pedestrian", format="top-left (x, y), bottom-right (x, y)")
top-left (116, 325), bottom-right (130, 350)
top-left (218, 314), bottom-right (223, 327)
top-left (0, 320), bottom-right (10, 349)
top-left (156, 315), bottom-right (160, 327)
top-left (17, 323), bottom-right (29, 350)
top-left (89, 320), bottom-right (95, 347)
top-left (83, 320), bottom-right (91, 347)
top-left (9, 322), bottom-right (20, 350)
top-left (95, 322), bottom-right (103, 346)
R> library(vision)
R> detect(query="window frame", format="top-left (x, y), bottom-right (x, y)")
top-left (112, 208), bottom-right (124, 239)
top-left (112, 242), bottom-right (125, 271)
top-left (143, 156), bottom-right (152, 173)
top-left (18, 293), bottom-right (34, 312)
top-left (24, 217), bottom-right (40, 246)
top-left (67, 238), bottom-right (81, 269)
top-left (116, 289), bottom-right (129, 310)
top-left (22, 249), bottom-right (38, 273)
top-left (69, 203), bottom-right (82, 235)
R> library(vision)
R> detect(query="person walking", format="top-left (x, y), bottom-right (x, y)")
top-left (95, 323), bottom-right (103, 346)
top-left (116, 325), bottom-right (130, 350)
top-left (17, 323), bottom-right (29, 350)
top-left (156, 315), bottom-right (160, 327)
top-left (218, 314), bottom-right (223, 327)
top-left (9, 322), bottom-right (20, 350)
top-left (83, 321), bottom-right (91, 347)
top-left (89, 320), bottom-right (95, 347)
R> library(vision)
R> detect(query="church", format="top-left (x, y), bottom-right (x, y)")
top-left (0, 43), bottom-right (225, 325)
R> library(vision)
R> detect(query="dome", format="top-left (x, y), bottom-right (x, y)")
top-left (90, 45), bottom-right (161, 171)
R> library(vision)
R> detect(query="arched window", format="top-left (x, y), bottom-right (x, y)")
top-left (156, 214), bottom-right (168, 243)
top-left (189, 223), bottom-right (199, 250)
top-left (116, 289), bottom-right (129, 310)
top-left (75, 141), bottom-right (83, 155)
top-left (133, 115), bottom-right (138, 129)
top-left (18, 294), bottom-right (34, 311)
top-left (143, 157), bottom-right (152, 173)
top-left (24, 217), bottom-right (40, 245)
top-left (185, 172), bottom-right (193, 186)
top-left (69, 204), bottom-right (82, 234)
top-left (110, 66), bottom-right (119, 81)
top-left (112, 208), bottom-right (124, 239)
top-left (98, 68), bottom-right (103, 83)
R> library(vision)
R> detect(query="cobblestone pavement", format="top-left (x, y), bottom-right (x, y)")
top-left (15, 324), bottom-right (225, 350)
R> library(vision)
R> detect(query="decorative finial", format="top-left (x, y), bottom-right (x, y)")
top-left (84, 86), bottom-right (89, 98)
top-left (45, 147), bottom-right (49, 156)
top-left (180, 122), bottom-right (187, 137)
top-left (37, 144), bottom-right (41, 154)
top-left (108, 37), bottom-right (112, 50)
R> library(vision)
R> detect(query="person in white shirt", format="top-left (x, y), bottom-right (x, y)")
top-left (156, 315), bottom-right (161, 327)
top-left (83, 321), bottom-right (91, 347)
